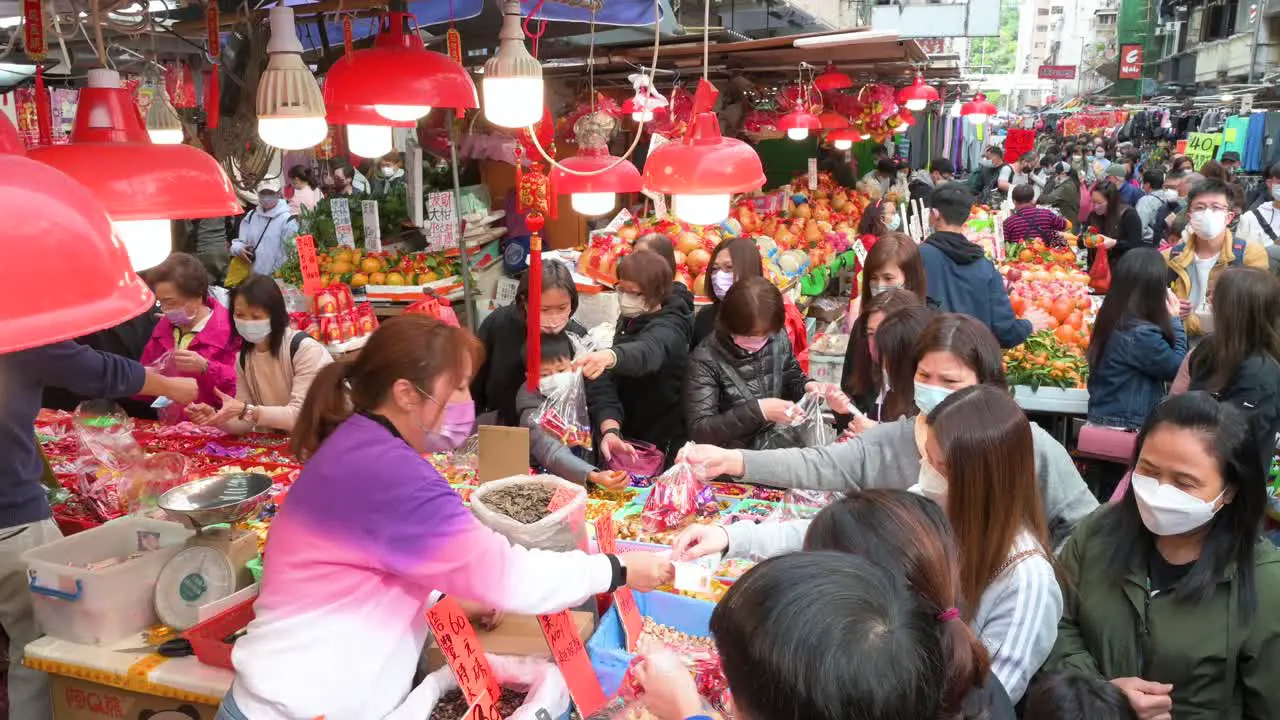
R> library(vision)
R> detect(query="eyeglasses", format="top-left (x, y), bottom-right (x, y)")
top-left (1190, 204), bottom-right (1231, 213)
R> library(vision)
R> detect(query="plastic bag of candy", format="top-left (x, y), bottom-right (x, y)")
top-left (765, 488), bottom-right (843, 523)
top-left (121, 452), bottom-right (190, 516)
top-left (607, 438), bottom-right (665, 487)
top-left (72, 400), bottom-right (144, 471)
top-left (533, 370), bottom-right (592, 450)
top-left (640, 455), bottom-right (717, 533)
top-left (790, 392), bottom-right (835, 447)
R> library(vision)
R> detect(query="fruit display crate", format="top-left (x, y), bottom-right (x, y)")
top-left (1013, 385), bottom-right (1089, 415)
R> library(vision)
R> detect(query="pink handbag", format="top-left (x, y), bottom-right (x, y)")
top-left (1077, 424), bottom-right (1138, 464)
top-left (1109, 472), bottom-right (1132, 503)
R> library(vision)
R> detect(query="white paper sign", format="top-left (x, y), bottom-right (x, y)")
top-left (1241, 93), bottom-right (1255, 115)
top-left (361, 200), bottom-right (381, 252)
top-left (642, 189), bottom-right (667, 219)
top-left (808, 158), bottom-right (818, 190)
top-left (406, 140), bottom-right (424, 227)
top-left (494, 277), bottom-right (520, 307)
top-left (605, 208), bottom-right (634, 232)
top-left (331, 198), bottom-right (355, 248)
top-left (425, 191), bottom-right (459, 251)
top-left (852, 239), bottom-right (869, 265)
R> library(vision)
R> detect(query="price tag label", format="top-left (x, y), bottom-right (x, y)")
top-left (808, 157), bottom-right (818, 190)
top-left (852, 238), bottom-right (869, 265)
top-left (295, 234), bottom-right (321, 296)
top-left (464, 689), bottom-right (502, 720)
top-left (361, 200), bottom-right (381, 252)
top-left (425, 597), bottom-right (502, 706)
top-left (537, 610), bottom-right (608, 717)
top-left (1184, 132), bottom-right (1219, 171)
top-left (426, 191), bottom-right (460, 251)
top-left (547, 486), bottom-right (577, 512)
top-left (592, 515), bottom-right (643, 651)
top-left (330, 199), bottom-right (355, 248)
top-left (642, 189), bottom-right (667, 219)
top-left (604, 208), bottom-right (634, 232)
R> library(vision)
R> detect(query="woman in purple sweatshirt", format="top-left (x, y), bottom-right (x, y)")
top-left (221, 315), bottom-right (674, 720)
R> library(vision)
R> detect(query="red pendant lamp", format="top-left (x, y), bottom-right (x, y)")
top-left (326, 103), bottom-right (416, 159)
top-left (0, 113), bottom-right (154, 353)
top-left (553, 148), bottom-right (642, 217)
top-left (960, 93), bottom-right (998, 124)
top-left (818, 112), bottom-right (850, 130)
top-left (778, 109), bottom-right (821, 141)
top-left (642, 80), bottom-right (764, 227)
top-left (896, 73), bottom-right (939, 111)
top-left (30, 69), bottom-right (241, 272)
top-left (323, 7), bottom-right (478, 123)
top-left (826, 128), bottom-right (860, 151)
top-left (813, 63), bottom-right (853, 93)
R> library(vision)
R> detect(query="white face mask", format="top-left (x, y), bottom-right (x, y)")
top-left (885, 213), bottom-right (902, 231)
top-left (236, 318), bottom-right (272, 344)
top-left (1270, 184), bottom-right (1280, 202)
top-left (538, 371), bottom-right (575, 399)
top-left (1131, 472), bottom-right (1225, 536)
top-left (618, 292), bottom-right (649, 318)
top-left (911, 458), bottom-right (948, 502)
top-left (380, 166), bottom-right (396, 177)
top-left (871, 283), bottom-right (904, 296)
top-left (1190, 209), bottom-right (1228, 239)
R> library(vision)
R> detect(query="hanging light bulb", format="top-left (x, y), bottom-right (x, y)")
top-left (622, 97), bottom-right (654, 123)
top-left (960, 93), bottom-right (997, 125)
top-left (347, 124), bottom-right (394, 158)
top-left (482, 0), bottom-right (544, 128)
top-left (375, 104), bottom-right (432, 122)
top-left (672, 193), bottom-right (732, 226)
top-left (114, 219), bottom-right (176, 270)
top-left (571, 192), bottom-right (618, 216)
top-left (778, 110), bottom-right (820, 141)
top-left (145, 87), bottom-right (183, 144)
top-left (553, 112), bottom-right (642, 217)
top-left (896, 73), bottom-right (939, 112)
top-left (827, 128), bottom-right (857, 151)
top-left (833, 139), bottom-right (852, 150)
top-left (256, 6), bottom-right (327, 150)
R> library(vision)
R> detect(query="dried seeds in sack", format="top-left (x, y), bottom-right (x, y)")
top-left (429, 688), bottom-right (528, 720)
top-left (482, 484), bottom-right (555, 524)
top-left (533, 370), bottom-right (592, 450)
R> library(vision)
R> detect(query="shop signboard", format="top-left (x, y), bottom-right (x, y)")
top-left (1037, 65), bottom-right (1077, 80)
top-left (1118, 45), bottom-right (1144, 79)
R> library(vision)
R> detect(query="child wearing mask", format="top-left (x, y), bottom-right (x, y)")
top-left (516, 332), bottom-right (630, 489)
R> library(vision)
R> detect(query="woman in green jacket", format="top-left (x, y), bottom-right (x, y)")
top-left (1047, 392), bottom-right (1280, 720)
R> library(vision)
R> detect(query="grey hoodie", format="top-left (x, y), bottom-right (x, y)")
top-left (735, 416), bottom-right (1098, 549)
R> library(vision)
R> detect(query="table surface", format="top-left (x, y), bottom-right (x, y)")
top-left (25, 634), bottom-right (232, 707)
top-left (1013, 385), bottom-right (1089, 415)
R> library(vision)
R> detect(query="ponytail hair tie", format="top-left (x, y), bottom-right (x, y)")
top-left (937, 607), bottom-right (960, 623)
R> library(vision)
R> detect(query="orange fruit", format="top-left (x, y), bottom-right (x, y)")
top-left (360, 257), bottom-right (382, 274)
top-left (369, 272), bottom-right (386, 285)
top-left (350, 272), bottom-right (369, 288)
top-left (385, 272), bottom-right (406, 286)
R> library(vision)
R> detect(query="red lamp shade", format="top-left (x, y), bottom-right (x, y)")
top-left (30, 69), bottom-right (240, 222)
top-left (777, 110), bottom-right (821, 140)
top-left (826, 128), bottom-right (860, 149)
top-left (553, 150), bottom-right (642, 217)
top-left (896, 74), bottom-right (939, 111)
top-left (642, 112), bottom-right (764, 226)
top-left (323, 11), bottom-right (478, 121)
top-left (0, 113), bottom-right (155, 353)
top-left (818, 112), bottom-right (850, 130)
top-left (961, 93), bottom-right (998, 120)
top-left (813, 63), bottom-right (853, 93)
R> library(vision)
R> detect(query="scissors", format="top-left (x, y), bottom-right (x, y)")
top-left (116, 638), bottom-right (194, 658)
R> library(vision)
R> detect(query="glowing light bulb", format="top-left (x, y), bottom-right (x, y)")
top-left (258, 117), bottom-right (329, 151)
top-left (113, 219), bottom-right (173, 271)
top-left (571, 192), bottom-right (617, 217)
top-left (673, 193), bottom-right (731, 226)
top-left (632, 109), bottom-right (654, 122)
top-left (894, 124), bottom-right (909, 133)
top-left (147, 127), bottom-right (183, 145)
top-left (347, 124), bottom-right (393, 158)
top-left (482, 77), bottom-right (545, 128)
top-left (833, 139), bottom-right (852, 150)
top-left (905, 99), bottom-right (927, 111)
top-left (786, 127), bottom-right (810, 141)
top-left (375, 104), bottom-right (432, 122)
top-left (967, 113), bottom-right (989, 125)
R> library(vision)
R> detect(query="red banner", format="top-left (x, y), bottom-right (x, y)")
top-left (22, 0), bottom-right (45, 61)
top-left (1118, 44), bottom-right (1144, 80)
top-left (1037, 65), bottom-right (1076, 80)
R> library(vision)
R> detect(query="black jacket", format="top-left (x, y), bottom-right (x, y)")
top-left (1189, 351), bottom-right (1280, 466)
top-left (684, 332), bottom-right (808, 449)
top-left (472, 303), bottom-right (587, 426)
top-left (670, 283), bottom-right (695, 316)
top-left (692, 303), bottom-right (718, 349)
top-left (587, 294), bottom-right (692, 458)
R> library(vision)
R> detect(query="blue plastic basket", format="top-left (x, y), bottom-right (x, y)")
top-left (586, 591), bottom-right (715, 696)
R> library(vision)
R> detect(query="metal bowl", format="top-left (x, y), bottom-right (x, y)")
top-left (157, 473), bottom-right (273, 530)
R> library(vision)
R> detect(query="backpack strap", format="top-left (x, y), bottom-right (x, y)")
top-left (241, 330), bottom-right (310, 371)
top-left (1232, 236), bottom-right (1248, 266)
top-left (1170, 241), bottom-right (1186, 257)
top-left (1252, 208), bottom-right (1279, 242)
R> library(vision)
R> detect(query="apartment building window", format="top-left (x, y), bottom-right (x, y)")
top-left (1201, 0), bottom-right (1239, 41)
top-left (1038, 7), bottom-right (1050, 14)
top-left (1036, 24), bottom-right (1049, 31)
top-left (1035, 41), bottom-right (1047, 48)
top-left (1097, 13), bottom-right (1116, 24)
top-left (1052, 6), bottom-right (1065, 13)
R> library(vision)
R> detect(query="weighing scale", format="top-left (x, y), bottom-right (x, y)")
top-left (154, 472), bottom-right (272, 630)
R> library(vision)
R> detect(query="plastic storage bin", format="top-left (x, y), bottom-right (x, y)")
top-left (25, 518), bottom-right (193, 646)
top-left (586, 590), bottom-right (714, 697)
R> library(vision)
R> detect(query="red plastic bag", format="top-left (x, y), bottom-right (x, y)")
top-left (1089, 246), bottom-right (1111, 294)
top-left (640, 457), bottom-right (717, 533)
top-left (533, 371), bottom-right (591, 449)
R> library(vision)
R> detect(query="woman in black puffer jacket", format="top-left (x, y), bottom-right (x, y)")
top-left (684, 278), bottom-right (847, 449)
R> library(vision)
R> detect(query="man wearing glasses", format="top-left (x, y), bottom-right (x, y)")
top-left (1163, 178), bottom-right (1269, 338)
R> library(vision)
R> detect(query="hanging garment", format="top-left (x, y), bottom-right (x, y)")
top-left (1218, 115), bottom-right (1249, 161)
top-left (1265, 112), bottom-right (1280, 167)
top-left (1245, 113), bottom-right (1267, 172)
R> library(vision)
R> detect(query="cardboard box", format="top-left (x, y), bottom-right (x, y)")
top-left (51, 675), bottom-right (217, 720)
top-left (477, 425), bottom-right (530, 483)
top-left (425, 611), bottom-right (595, 672)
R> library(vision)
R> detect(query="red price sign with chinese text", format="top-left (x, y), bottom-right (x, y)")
top-left (538, 610), bottom-right (608, 717)
top-left (465, 689), bottom-right (502, 720)
top-left (206, 3), bottom-right (220, 58)
top-left (295, 234), bottom-right (322, 297)
top-left (547, 486), bottom-right (577, 513)
top-left (593, 515), bottom-right (643, 651)
top-left (22, 0), bottom-right (45, 60)
top-left (426, 597), bottom-right (502, 706)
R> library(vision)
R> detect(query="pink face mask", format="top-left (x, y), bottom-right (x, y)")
top-left (423, 401), bottom-right (476, 452)
top-left (540, 312), bottom-right (571, 334)
top-left (733, 335), bottom-right (769, 353)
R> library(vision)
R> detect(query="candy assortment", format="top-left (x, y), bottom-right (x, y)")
top-left (533, 371), bottom-right (592, 451)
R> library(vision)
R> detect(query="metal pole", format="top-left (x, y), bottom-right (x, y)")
top-left (1248, 2), bottom-right (1260, 84)
top-left (447, 120), bottom-right (477, 332)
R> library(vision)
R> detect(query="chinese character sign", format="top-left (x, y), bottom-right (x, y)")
top-left (538, 610), bottom-right (607, 716)
top-left (331, 199), bottom-right (355, 248)
top-left (426, 191), bottom-right (460, 251)
top-left (295, 235), bottom-right (321, 297)
top-left (361, 200), bottom-right (381, 252)
top-left (425, 597), bottom-right (501, 705)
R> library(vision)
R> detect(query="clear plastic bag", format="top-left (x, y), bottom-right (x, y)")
top-left (765, 489), bottom-right (844, 524)
top-left (121, 452), bottom-right (190, 516)
top-left (71, 401), bottom-right (145, 521)
top-left (789, 393), bottom-right (835, 447)
top-left (533, 371), bottom-right (592, 450)
top-left (641, 455), bottom-right (718, 533)
top-left (145, 351), bottom-right (187, 425)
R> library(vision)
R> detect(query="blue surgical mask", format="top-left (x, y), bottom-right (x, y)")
top-left (886, 213), bottom-right (902, 231)
top-left (914, 382), bottom-right (953, 414)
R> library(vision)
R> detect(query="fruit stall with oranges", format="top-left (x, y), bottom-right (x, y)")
top-left (999, 238), bottom-right (1096, 392)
